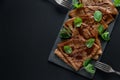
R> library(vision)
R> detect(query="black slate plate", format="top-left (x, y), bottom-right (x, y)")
top-left (48, 1), bottom-right (120, 79)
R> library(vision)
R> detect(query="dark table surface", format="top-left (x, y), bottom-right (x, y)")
top-left (0, 0), bottom-right (120, 80)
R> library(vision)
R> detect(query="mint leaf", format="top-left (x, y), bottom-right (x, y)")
top-left (83, 58), bottom-right (91, 67)
top-left (63, 46), bottom-right (72, 54)
top-left (114, 0), bottom-right (120, 7)
top-left (72, 0), bottom-right (83, 8)
top-left (74, 17), bottom-right (82, 27)
top-left (72, 0), bottom-right (78, 4)
top-left (101, 31), bottom-right (110, 41)
top-left (94, 10), bottom-right (102, 22)
top-left (73, 3), bottom-right (83, 9)
top-left (98, 24), bottom-right (104, 35)
top-left (84, 64), bottom-right (95, 74)
top-left (85, 38), bottom-right (95, 48)
top-left (60, 28), bottom-right (71, 39)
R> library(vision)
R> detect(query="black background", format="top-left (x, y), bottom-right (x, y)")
top-left (0, 0), bottom-right (120, 80)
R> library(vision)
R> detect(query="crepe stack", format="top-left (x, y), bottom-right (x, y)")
top-left (54, 0), bottom-right (118, 71)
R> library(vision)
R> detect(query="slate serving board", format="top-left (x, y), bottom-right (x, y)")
top-left (48, 1), bottom-right (120, 79)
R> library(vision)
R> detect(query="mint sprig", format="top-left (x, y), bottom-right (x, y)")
top-left (94, 10), bottom-right (102, 22)
top-left (72, 0), bottom-right (83, 9)
top-left (114, 0), bottom-right (120, 7)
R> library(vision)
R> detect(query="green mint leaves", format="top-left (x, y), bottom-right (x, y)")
top-left (74, 17), bottom-right (82, 27)
top-left (83, 58), bottom-right (91, 67)
top-left (114, 0), bottom-right (120, 7)
top-left (101, 31), bottom-right (110, 41)
top-left (72, 0), bottom-right (83, 9)
top-left (85, 38), bottom-right (95, 48)
top-left (97, 24), bottom-right (110, 41)
top-left (84, 64), bottom-right (95, 74)
top-left (83, 58), bottom-right (95, 74)
top-left (60, 27), bottom-right (71, 39)
top-left (94, 10), bottom-right (102, 22)
top-left (98, 24), bottom-right (104, 35)
top-left (63, 46), bottom-right (72, 54)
